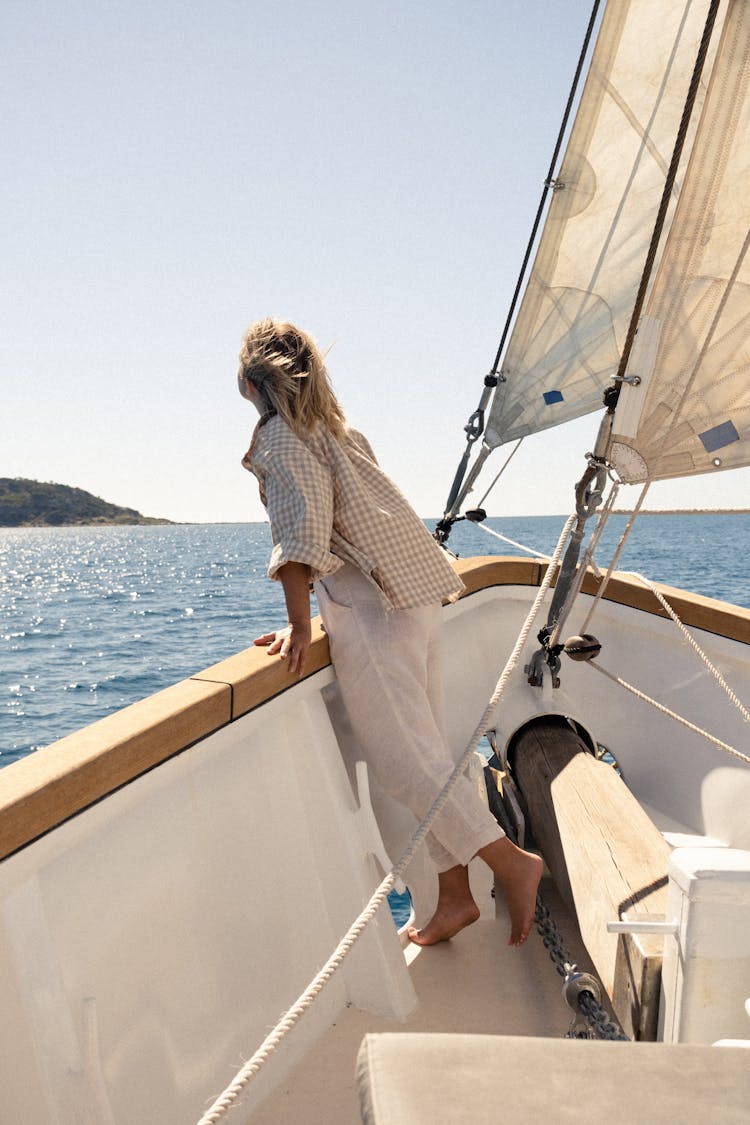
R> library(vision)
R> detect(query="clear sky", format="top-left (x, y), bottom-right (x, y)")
top-left (3, 1), bottom-right (749, 523)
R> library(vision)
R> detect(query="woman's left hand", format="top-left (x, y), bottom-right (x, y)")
top-left (255, 561), bottom-right (312, 677)
top-left (254, 620), bottom-right (311, 678)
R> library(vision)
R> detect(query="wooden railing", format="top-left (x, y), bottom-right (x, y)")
top-left (0, 556), bottom-right (747, 862)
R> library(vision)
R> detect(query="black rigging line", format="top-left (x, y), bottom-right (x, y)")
top-left (435, 0), bottom-right (602, 545)
top-left (529, 0), bottom-right (723, 686)
top-left (489, 0), bottom-right (602, 377)
top-left (614, 0), bottom-right (721, 385)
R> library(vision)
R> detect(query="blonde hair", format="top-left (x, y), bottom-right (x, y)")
top-left (238, 319), bottom-right (347, 439)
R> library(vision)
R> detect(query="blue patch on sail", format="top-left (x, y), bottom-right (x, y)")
top-left (698, 420), bottom-right (740, 454)
top-left (543, 390), bottom-right (564, 405)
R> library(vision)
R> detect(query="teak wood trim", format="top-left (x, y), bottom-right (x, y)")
top-left (0, 556), bottom-right (747, 862)
top-left (193, 619), bottom-right (331, 720)
top-left (453, 556), bottom-right (750, 645)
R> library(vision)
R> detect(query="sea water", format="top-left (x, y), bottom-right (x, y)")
top-left (1, 514), bottom-right (748, 765)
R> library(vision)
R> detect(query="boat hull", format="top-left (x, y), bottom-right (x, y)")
top-left (0, 558), bottom-right (748, 1121)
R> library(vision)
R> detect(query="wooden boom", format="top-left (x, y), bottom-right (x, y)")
top-left (512, 719), bottom-right (671, 1040)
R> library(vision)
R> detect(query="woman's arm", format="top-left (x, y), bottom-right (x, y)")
top-left (253, 560), bottom-right (312, 677)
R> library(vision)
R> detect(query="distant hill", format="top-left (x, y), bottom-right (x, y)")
top-left (0, 479), bottom-right (173, 527)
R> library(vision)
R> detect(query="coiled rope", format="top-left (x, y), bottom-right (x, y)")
top-left (196, 514), bottom-right (576, 1125)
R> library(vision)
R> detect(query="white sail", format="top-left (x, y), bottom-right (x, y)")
top-left (484, 0), bottom-right (719, 450)
top-left (610, 0), bottom-right (750, 483)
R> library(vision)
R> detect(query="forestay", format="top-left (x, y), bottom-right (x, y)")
top-left (610, 0), bottom-right (750, 483)
top-left (485, 0), bottom-right (718, 449)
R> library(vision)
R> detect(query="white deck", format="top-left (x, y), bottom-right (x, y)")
top-left (248, 875), bottom-right (604, 1124)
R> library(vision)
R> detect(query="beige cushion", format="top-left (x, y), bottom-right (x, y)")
top-left (356, 1033), bottom-right (750, 1124)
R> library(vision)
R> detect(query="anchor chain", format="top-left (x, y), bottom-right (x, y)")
top-left (485, 751), bottom-right (628, 1041)
top-left (534, 894), bottom-right (628, 1041)
top-left (578, 989), bottom-right (629, 1041)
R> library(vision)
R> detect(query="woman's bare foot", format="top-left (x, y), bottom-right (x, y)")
top-left (477, 837), bottom-right (542, 947)
top-left (407, 865), bottom-right (480, 946)
top-left (407, 899), bottom-right (480, 945)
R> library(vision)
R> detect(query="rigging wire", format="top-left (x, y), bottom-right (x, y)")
top-left (489, 0), bottom-right (602, 378)
top-left (477, 437), bottom-right (524, 509)
top-left (436, 0), bottom-right (602, 539)
top-left (580, 483), bottom-right (651, 634)
top-left (587, 661), bottom-right (750, 766)
top-left (622, 572), bottom-right (750, 726)
top-left (546, 479), bottom-right (620, 650)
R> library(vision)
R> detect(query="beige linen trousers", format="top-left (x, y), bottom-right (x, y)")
top-left (315, 563), bottom-right (503, 872)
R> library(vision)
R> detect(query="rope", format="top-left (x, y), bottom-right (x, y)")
top-left (473, 520), bottom-right (552, 560)
top-left (579, 482), bottom-right (650, 634)
top-left (576, 500), bottom-right (749, 760)
top-left (628, 571), bottom-right (750, 725)
top-left (196, 514), bottom-right (576, 1125)
top-left (587, 661), bottom-right (750, 766)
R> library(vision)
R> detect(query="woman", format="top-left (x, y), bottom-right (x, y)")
top-left (238, 318), bottom-right (541, 946)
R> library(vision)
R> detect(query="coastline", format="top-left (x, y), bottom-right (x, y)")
top-left (2, 510), bottom-right (748, 528)
top-left (611, 509), bottom-right (750, 516)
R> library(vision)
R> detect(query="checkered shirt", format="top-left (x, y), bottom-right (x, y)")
top-left (242, 414), bottom-right (464, 608)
